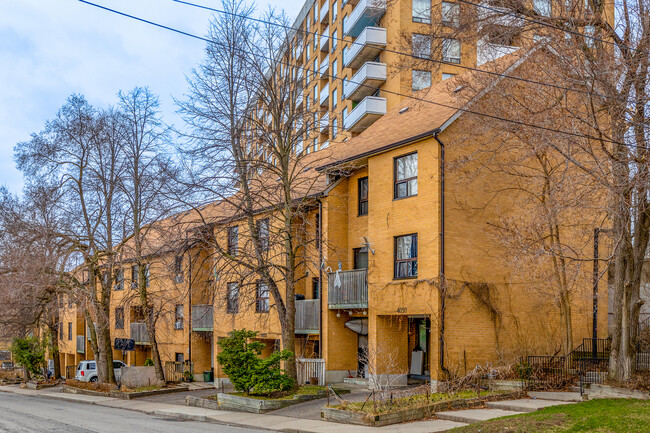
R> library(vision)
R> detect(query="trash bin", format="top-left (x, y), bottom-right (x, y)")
top-left (203, 370), bottom-right (213, 382)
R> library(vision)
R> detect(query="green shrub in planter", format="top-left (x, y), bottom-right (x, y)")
top-left (217, 329), bottom-right (293, 395)
top-left (144, 358), bottom-right (154, 366)
top-left (11, 336), bottom-right (46, 379)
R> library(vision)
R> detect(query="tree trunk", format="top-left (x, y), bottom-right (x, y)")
top-left (146, 315), bottom-right (166, 386)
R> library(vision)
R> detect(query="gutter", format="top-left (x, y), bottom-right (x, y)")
top-left (318, 199), bottom-right (323, 359)
top-left (432, 130), bottom-right (451, 379)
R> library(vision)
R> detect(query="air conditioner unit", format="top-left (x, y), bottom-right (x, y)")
top-left (174, 322), bottom-right (183, 330)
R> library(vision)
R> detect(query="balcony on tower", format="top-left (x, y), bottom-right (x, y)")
top-left (343, 0), bottom-right (386, 38)
top-left (344, 96), bottom-right (386, 133)
top-left (344, 61), bottom-right (386, 102)
top-left (344, 27), bottom-right (386, 69)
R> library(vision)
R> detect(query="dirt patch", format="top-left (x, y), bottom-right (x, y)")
top-left (604, 371), bottom-right (650, 392)
top-left (65, 379), bottom-right (117, 393)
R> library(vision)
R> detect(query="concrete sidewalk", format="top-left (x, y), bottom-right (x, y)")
top-left (0, 384), bottom-right (466, 432)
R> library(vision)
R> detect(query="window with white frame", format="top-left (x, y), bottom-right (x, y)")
top-left (412, 34), bottom-right (432, 59)
top-left (442, 1), bottom-right (459, 26)
top-left (412, 0), bottom-right (431, 23)
top-left (412, 70), bottom-right (431, 91)
top-left (442, 38), bottom-right (461, 63)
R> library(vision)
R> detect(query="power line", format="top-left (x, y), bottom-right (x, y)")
top-left (75, 0), bottom-right (634, 149)
top-left (170, 0), bottom-right (630, 104)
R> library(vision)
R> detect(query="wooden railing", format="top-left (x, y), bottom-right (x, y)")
top-left (76, 335), bottom-right (85, 353)
top-left (328, 268), bottom-right (368, 309)
top-left (130, 322), bottom-right (150, 344)
top-left (192, 305), bottom-right (214, 331)
top-left (296, 358), bottom-right (325, 386)
top-left (296, 299), bottom-right (320, 334)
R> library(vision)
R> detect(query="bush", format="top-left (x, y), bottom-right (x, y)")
top-left (144, 358), bottom-right (154, 366)
top-left (11, 336), bottom-right (46, 378)
top-left (217, 329), bottom-right (293, 395)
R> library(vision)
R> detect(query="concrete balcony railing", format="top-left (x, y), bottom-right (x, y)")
top-left (320, 0), bottom-right (330, 24)
top-left (130, 322), bottom-right (150, 345)
top-left (295, 299), bottom-right (320, 334)
top-left (320, 26), bottom-right (330, 52)
top-left (192, 305), bottom-right (214, 331)
top-left (76, 335), bottom-right (85, 354)
top-left (344, 27), bottom-right (386, 69)
top-left (328, 268), bottom-right (368, 309)
top-left (319, 82), bottom-right (330, 107)
top-left (343, 0), bottom-right (386, 38)
top-left (344, 61), bottom-right (386, 102)
top-left (344, 96), bottom-right (386, 133)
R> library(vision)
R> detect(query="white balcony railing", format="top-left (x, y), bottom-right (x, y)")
top-left (344, 96), bottom-right (386, 133)
top-left (319, 82), bottom-right (330, 107)
top-left (320, 0), bottom-right (330, 24)
top-left (320, 26), bottom-right (330, 52)
top-left (319, 112), bottom-right (330, 133)
top-left (344, 61), bottom-right (386, 102)
top-left (319, 54), bottom-right (330, 79)
top-left (344, 26), bottom-right (386, 69)
top-left (343, 0), bottom-right (386, 38)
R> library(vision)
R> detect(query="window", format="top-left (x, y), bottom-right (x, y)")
top-left (313, 59), bottom-right (318, 78)
top-left (413, 0), bottom-right (431, 23)
top-left (354, 248), bottom-right (369, 269)
top-left (257, 218), bottom-right (270, 251)
top-left (228, 226), bottom-right (239, 256)
top-left (114, 269), bottom-right (124, 291)
top-left (175, 304), bottom-right (184, 329)
top-left (412, 34), bottom-right (432, 59)
top-left (256, 281), bottom-right (270, 312)
top-left (115, 308), bottom-right (124, 330)
top-left (313, 85), bottom-right (318, 102)
top-left (394, 234), bottom-right (418, 278)
top-left (442, 38), bottom-right (461, 63)
top-left (332, 0), bottom-right (338, 20)
top-left (442, 1), bottom-right (459, 26)
top-left (175, 352), bottom-right (184, 363)
top-left (442, 73), bottom-right (456, 80)
top-left (394, 152), bottom-right (418, 199)
top-left (533, 0), bottom-right (551, 16)
top-left (227, 282), bottom-right (239, 313)
top-left (144, 264), bottom-right (150, 287)
top-left (68, 322), bottom-right (72, 341)
top-left (358, 177), bottom-right (368, 215)
top-left (312, 277), bottom-right (320, 299)
top-left (332, 29), bottom-right (338, 50)
top-left (332, 88), bottom-right (338, 109)
top-left (412, 70), bottom-right (431, 91)
top-left (342, 107), bottom-right (348, 127)
top-left (131, 264), bottom-right (139, 288)
top-left (174, 256), bottom-right (183, 282)
top-left (59, 322), bottom-right (63, 340)
top-left (313, 138), bottom-right (318, 152)
top-left (332, 117), bottom-right (338, 138)
top-left (332, 59), bottom-right (338, 78)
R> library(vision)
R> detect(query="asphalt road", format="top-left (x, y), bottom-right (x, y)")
top-left (0, 392), bottom-right (268, 433)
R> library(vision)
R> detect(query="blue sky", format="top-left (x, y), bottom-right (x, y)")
top-left (0, 0), bottom-right (301, 194)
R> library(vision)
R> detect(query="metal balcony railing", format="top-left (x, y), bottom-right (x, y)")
top-left (295, 299), bottom-right (320, 334)
top-left (76, 335), bottom-right (85, 354)
top-left (130, 322), bottom-right (150, 344)
top-left (192, 305), bottom-right (214, 331)
top-left (328, 268), bottom-right (368, 309)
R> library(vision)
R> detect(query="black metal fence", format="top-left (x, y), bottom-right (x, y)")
top-left (525, 355), bottom-right (572, 390)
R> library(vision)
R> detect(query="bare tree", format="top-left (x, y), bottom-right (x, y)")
top-left (178, 0), bottom-right (331, 382)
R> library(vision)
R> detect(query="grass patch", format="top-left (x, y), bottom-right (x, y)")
top-left (332, 390), bottom-right (502, 414)
top-left (450, 399), bottom-right (650, 433)
top-left (129, 385), bottom-right (162, 393)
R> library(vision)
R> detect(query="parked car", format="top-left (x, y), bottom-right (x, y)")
top-left (75, 360), bottom-right (126, 383)
top-left (1, 361), bottom-right (13, 370)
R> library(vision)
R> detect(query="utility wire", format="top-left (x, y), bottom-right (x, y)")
top-left (75, 0), bottom-right (635, 148)
top-left (170, 0), bottom-right (632, 104)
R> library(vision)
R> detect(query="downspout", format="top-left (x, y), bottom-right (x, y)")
top-left (187, 233), bottom-right (192, 366)
top-left (318, 199), bottom-right (323, 359)
top-left (433, 130), bottom-right (450, 378)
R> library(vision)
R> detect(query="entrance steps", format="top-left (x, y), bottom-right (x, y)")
top-left (487, 399), bottom-right (576, 413)
top-left (342, 377), bottom-right (370, 387)
top-left (528, 391), bottom-right (583, 401)
top-left (436, 408), bottom-right (524, 424)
